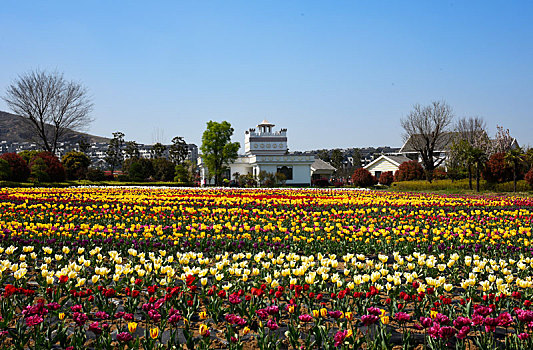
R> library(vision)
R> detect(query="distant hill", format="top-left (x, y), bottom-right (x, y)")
top-left (0, 110), bottom-right (109, 144)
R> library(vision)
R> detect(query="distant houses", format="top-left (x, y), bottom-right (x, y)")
top-left (0, 139), bottom-right (199, 169)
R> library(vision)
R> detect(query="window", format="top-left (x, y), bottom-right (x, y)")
top-left (374, 171), bottom-right (382, 178)
top-left (277, 166), bottom-right (293, 180)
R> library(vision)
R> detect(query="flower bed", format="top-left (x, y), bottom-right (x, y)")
top-left (0, 187), bottom-right (532, 349)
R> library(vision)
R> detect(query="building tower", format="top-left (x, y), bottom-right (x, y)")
top-left (244, 120), bottom-right (288, 156)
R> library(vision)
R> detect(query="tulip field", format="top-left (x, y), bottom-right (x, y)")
top-left (1, 187), bottom-right (533, 349)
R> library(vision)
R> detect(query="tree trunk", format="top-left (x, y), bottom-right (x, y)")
top-left (513, 162), bottom-right (517, 192)
top-left (468, 164), bottom-right (473, 190)
top-left (426, 169), bottom-right (433, 183)
top-left (476, 164), bottom-right (480, 192)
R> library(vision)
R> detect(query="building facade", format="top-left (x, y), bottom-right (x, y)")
top-left (199, 120), bottom-right (315, 186)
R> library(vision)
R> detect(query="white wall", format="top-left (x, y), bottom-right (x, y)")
top-left (230, 163), bottom-right (252, 180)
top-left (366, 158), bottom-right (399, 177)
top-left (291, 164), bottom-right (312, 184)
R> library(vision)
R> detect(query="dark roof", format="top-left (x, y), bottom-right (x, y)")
top-left (311, 158), bottom-right (336, 171)
top-left (400, 132), bottom-right (456, 153)
top-left (385, 155), bottom-right (411, 165)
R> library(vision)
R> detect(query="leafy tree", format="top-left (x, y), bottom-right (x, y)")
top-left (524, 147), bottom-right (533, 170)
top-left (452, 117), bottom-right (489, 190)
top-left (169, 136), bottom-right (189, 165)
top-left (316, 150), bottom-right (330, 163)
top-left (124, 141), bottom-right (141, 159)
top-left (0, 159), bottom-right (11, 180)
top-left (401, 101), bottom-right (454, 182)
top-left (3, 69), bottom-right (93, 154)
top-left (505, 147), bottom-right (525, 192)
top-left (352, 148), bottom-right (362, 168)
top-left (19, 150), bottom-right (40, 165)
top-left (0, 153), bottom-right (30, 182)
top-left (127, 158), bottom-right (153, 181)
top-left (470, 147), bottom-right (489, 192)
top-left (525, 169), bottom-right (533, 189)
top-left (394, 161), bottom-right (424, 182)
top-left (330, 149), bottom-right (344, 171)
top-left (482, 153), bottom-right (514, 184)
top-left (30, 157), bottom-right (49, 182)
top-left (351, 168), bottom-right (376, 187)
top-left (29, 152), bottom-right (65, 182)
top-left (78, 137), bottom-right (91, 154)
top-left (86, 168), bottom-right (106, 181)
top-left (105, 132), bottom-right (125, 175)
top-left (62, 151), bottom-right (91, 180)
top-left (151, 142), bottom-right (167, 159)
top-left (152, 158), bottom-right (175, 181)
top-left (174, 164), bottom-right (189, 183)
top-left (200, 121), bottom-right (240, 186)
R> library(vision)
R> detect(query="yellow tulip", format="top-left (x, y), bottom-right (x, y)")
top-left (128, 322), bottom-right (138, 333)
top-left (199, 324), bottom-right (209, 336)
top-left (150, 327), bottom-right (159, 339)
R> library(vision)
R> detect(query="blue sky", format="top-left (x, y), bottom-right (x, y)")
top-left (1, 1), bottom-right (532, 151)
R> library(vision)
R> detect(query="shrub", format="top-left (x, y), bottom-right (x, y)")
top-left (394, 161), bottom-right (424, 182)
top-left (62, 151), bottom-right (91, 180)
top-left (30, 157), bottom-right (50, 182)
top-left (117, 174), bottom-right (130, 182)
top-left (29, 152), bottom-right (65, 182)
top-left (0, 159), bottom-right (12, 180)
top-left (379, 171), bottom-right (394, 186)
top-left (313, 178), bottom-right (331, 187)
top-left (0, 153), bottom-right (30, 181)
top-left (86, 168), bottom-right (106, 181)
top-left (351, 168), bottom-right (376, 187)
top-left (127, 158), bottom-right (153, 181)
top-left (482, 153), bottom-right (515, 183)
top-left (152, 158), bottom-right (175, 181)
top-left (18, 150), bottom-right (40, 165)
top-left (433, 167), bottom-right (447, 180)
top-left (526, 169), bottom-right (533, 188)
top-left (174, 164), bottom-right (189, 183)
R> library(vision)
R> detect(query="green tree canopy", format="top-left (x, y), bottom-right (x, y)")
top-left (200, 121), bottom-right (240, 186)
top-left (62, 151), bottom-right (91, 180)
top-left (169, 136), bottom-right (188, 165)
top-left (105, 132), bottom-right (124, 174)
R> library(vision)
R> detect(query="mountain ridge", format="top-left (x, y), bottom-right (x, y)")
top-left (0, 110), bottom-right (109, 145)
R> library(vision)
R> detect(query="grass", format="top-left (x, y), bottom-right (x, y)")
top-left (388, 178), bottom-right (533, 195)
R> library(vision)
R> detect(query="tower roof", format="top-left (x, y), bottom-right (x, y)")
top-left (257, 119), bottom-right (275, 127)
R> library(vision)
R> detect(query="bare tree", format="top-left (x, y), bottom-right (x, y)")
top-left (401, 101), bottom-right (454, 182)
top-left (452, 117), bottom-right (488, 189)
top-left (3, 69), bottom-right (93, 154)
top-left (455, 117), bottom-right (487, 145)
top-left (453, 116), bottom-right (490, 190)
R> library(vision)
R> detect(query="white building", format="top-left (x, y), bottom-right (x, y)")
top-left (364, 154), bottom-right (411, 178)
top-left (199, 120), bottom-right (315, 186)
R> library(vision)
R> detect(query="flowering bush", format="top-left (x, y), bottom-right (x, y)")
top-left (351, 168), bottom-right (376, 187)
top-left (526, 169), bottom-right (533, 188)
top-left (379, 171), bottom-right (394, 186)
top-left (482, 152), bottom-right (516, 183)
top-left (394, 160), bottom-right (424, 181)
top-left (0, 152), bottom-right (30, 181)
